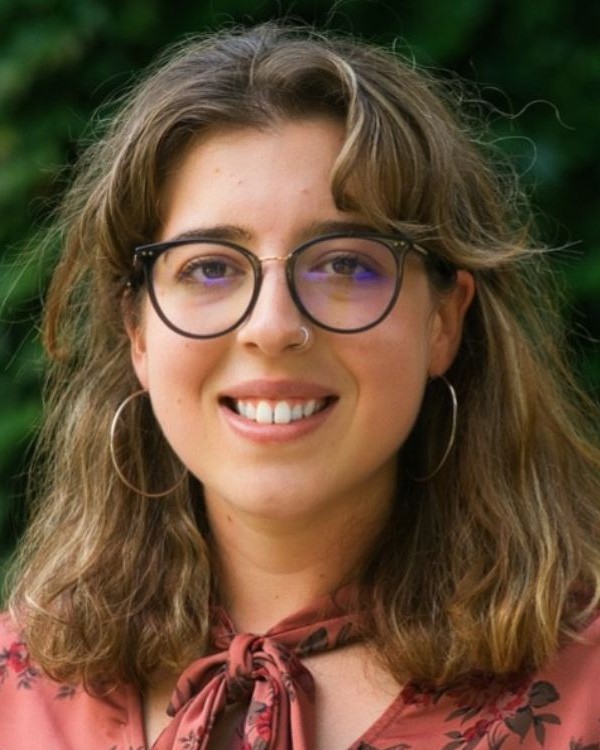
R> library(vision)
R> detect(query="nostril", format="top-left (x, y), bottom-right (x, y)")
top-left (235, 293), bottom-right (305, 352)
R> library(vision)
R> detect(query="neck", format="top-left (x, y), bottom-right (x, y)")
top-left (206, 496), bottom-right (390, 633)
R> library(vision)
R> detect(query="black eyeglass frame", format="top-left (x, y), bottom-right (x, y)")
top-left (131, 231), bottom-right (451, 338)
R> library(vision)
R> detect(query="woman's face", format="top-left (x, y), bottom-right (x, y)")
top-left (128, 118), bottom-right (473, 528)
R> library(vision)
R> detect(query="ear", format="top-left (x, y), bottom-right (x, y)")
top-left (123, 295), bottom-right (150, 390)
top-left (428, 270), bottom-right (475, 377)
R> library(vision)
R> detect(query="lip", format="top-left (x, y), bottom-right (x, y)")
top-left (218, 379), bottom-right (338, 444)
top-left (221, 379), bottom-right (334, 401)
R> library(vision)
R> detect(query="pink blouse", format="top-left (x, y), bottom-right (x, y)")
top-left (1, 609), bottom-right (600, 750)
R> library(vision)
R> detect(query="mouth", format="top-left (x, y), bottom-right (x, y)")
top-left (220, 396), bottom-right (336, 425)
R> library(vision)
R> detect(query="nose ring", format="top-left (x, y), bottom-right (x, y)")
top-left (292, 325), bottom-right (312, 351)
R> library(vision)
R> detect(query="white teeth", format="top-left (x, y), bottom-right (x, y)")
top-left (274, 402), bottom-right (291, 424)
top-left (302, 400), bottom-right (316, 418)
top-left (233, 399), bottom-right (326, 424)
top-left (256, 401), bottom-right (273, 424)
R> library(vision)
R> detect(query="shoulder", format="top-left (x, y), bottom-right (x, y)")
top-left (0, 613), bottom-right (39, 692)
top-left (539, 609), bottom-right (600, 709)
top-left (360, 613), bottom-right (600, 749)
top-left (0, 613), bottom-right (142, 750)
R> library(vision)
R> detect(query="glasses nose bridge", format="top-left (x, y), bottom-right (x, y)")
top-left (248, 250), bottom-right (298, 313)
top-left (253, 251), bottom-right (295, 294)
top-left (257, 252), bottom-right (294, 268)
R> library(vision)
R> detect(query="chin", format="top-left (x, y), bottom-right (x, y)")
top-left (203, 476), bottom-right (332, 524)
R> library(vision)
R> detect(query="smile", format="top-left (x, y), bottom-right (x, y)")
top-left (231, 399), bottom-right (328, 424)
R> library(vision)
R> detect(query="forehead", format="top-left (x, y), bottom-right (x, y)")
top-left (157, 118), bottom-right (367, 243)
top-left (161, 118), bottom-right (345, 191)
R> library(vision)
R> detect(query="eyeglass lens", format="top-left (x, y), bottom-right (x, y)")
top-left (148, 236), bottom-right (402, 336)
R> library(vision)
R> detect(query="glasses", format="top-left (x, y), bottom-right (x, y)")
top-left (131, 232), bottom-right (440, 338)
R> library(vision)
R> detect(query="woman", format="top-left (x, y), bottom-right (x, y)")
top-left (1, 22), bottom-right (600, 750)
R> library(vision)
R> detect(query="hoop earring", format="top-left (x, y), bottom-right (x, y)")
top-left (408, 376), bottom-right (457, 482)
top-left (110, 389), bottom-right (187, 498)
top-left (291, 325), bottom-right (312, 351)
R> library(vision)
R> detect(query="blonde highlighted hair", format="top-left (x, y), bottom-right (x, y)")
top-left (7, 22), bottom-right (600, 688)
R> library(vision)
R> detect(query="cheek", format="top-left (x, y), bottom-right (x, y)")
top-left (140, 321), bottom-right (223, 432)
top-left (345, 314), bottom-right (433, 451)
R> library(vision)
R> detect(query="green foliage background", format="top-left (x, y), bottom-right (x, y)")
top-left (1, 0), bottom-right (599, 572)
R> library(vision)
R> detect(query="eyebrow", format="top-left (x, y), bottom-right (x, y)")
top-left (164, 219), bottom-right (380, 245)
top-left (166, 225), bottom-right (252, 243)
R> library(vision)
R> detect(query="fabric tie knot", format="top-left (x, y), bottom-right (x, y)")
top-left (226, 633), bottom-right (274, 702)
top-left (226, 633), bottom-right (258, 683)
top-left (155, 587), bottom-right (362, 750)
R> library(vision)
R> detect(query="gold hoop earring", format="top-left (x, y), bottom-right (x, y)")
top-left (408, 376), bottom-right (457, 482)
top-left (110, 389), bottom-right (187, 498)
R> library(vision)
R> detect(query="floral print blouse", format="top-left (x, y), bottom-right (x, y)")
top-left (1, 610), bottom-right (600, 750)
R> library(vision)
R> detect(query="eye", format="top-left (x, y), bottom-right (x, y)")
top-left (175, 254), bottom-right (246, 285)
top-left (324, 254), bottom-right (377, 278)
top-left (297, 237), bottom-right (397, 284)
top-left (311, 252), bottom-right (384, 281)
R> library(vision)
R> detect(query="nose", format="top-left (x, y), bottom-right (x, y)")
top-left (236, 258), bottom-right (307, 356)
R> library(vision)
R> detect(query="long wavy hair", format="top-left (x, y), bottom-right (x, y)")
top-left (8, 22), bottom-right (600, 689)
